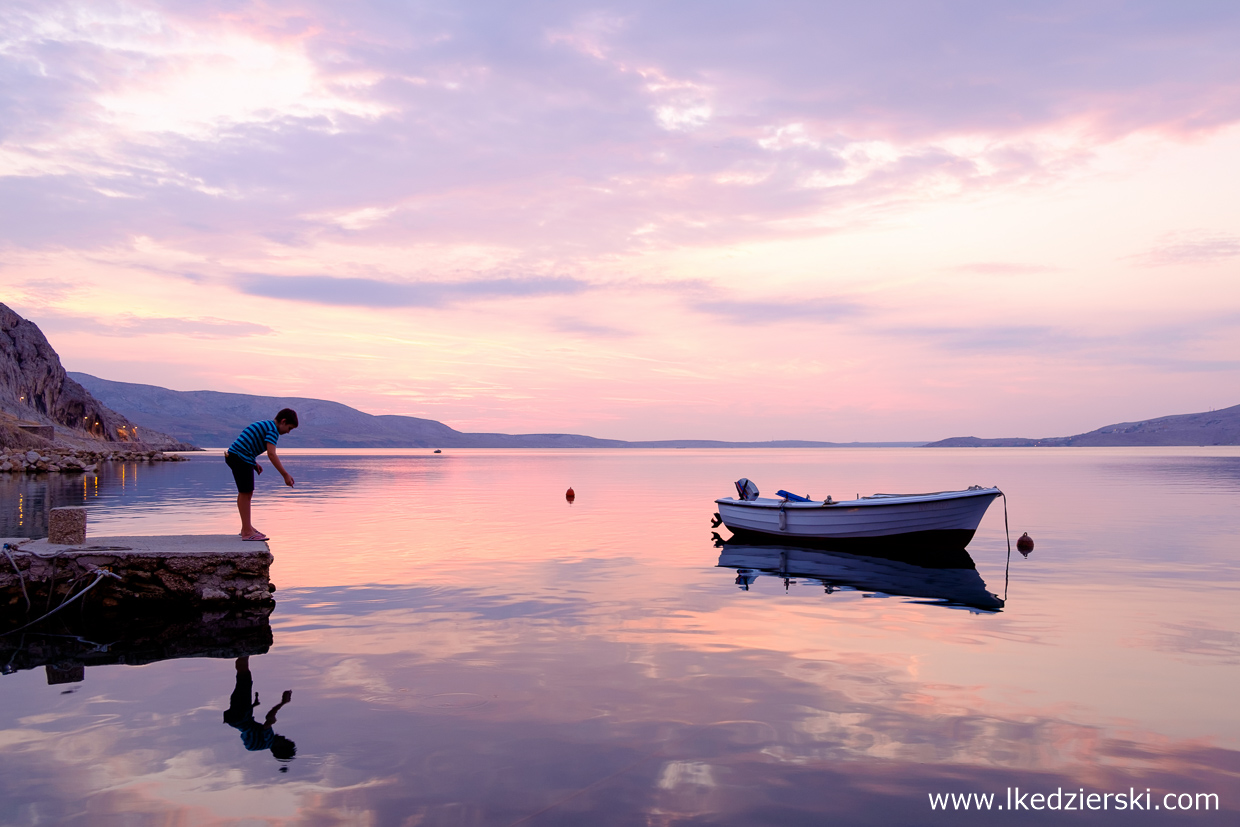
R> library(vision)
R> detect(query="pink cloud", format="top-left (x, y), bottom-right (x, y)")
top-left (5, 0), bottom-right (1240, 260)
top-left (1132, 232), bottom-right (1240, 266)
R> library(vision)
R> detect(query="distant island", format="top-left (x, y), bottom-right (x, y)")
top-left (924, 404), bottom-right (1240, 447)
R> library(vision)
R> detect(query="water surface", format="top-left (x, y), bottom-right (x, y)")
top-left (1, 448), bottom-right (1237, 824)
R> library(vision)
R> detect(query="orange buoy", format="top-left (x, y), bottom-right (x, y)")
top-left (565, 487), bottom-right (575, 503)
top-left (1016, 532), bottom-right (1034, 556)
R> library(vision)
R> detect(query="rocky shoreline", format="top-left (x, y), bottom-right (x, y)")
top-left (0, 447), bottom-right (188, 473)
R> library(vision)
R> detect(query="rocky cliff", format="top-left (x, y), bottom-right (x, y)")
top-left (0, 304), bottom-right (192, 449)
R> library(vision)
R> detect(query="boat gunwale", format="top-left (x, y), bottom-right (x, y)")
top-left (715, 486), bottom-right (1001, 509)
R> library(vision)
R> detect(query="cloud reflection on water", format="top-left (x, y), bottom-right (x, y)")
top-left (1, 601), bottom-right (1236, 824)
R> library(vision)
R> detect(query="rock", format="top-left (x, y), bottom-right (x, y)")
top-left (0, 443), bottom-right (183, 474)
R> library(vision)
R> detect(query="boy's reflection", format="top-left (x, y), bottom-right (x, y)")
top-left (223, 656), bottom-right (296, 768)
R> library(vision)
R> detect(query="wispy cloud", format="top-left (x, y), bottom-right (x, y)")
top-left (236, 274), bottom-right (590, 308)
top-left (34, 311), bottom-right (273, 339)
top-left (695, 297), bottom-right (864, 325)
top-left (889, 314), bottom-right (1240, 371)
top-left (1131, 232), bottom-right (1240, 266)
top-left (894, 324), bottom-right (1077, 353)
top-left (549, 317), bottom-right (632, 338)
top-left (952, 262), bottom-right (1062, 275)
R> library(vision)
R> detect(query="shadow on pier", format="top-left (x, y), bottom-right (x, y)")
top-left (716, 537), bottom-right (1005, 612)
top-left (1, 605), bottom-right (273, 685)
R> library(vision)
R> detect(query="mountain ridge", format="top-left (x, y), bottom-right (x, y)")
top-left (924, 404), bottom-right (1240, 447)
top-left (69, 371), bottom-right (1240, 449)
top-left (69, 373), bottom-right (925, 449)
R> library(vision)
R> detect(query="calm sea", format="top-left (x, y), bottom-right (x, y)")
top-left (1, 448), bottom-right (1237, 825)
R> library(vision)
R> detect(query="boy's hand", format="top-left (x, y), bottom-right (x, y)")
top-left (254, 463), bottom-right (263, 475)
top-left (282, 690), bottom-right (293, 703)
top-left (282, 473), bottom-right (295, 488)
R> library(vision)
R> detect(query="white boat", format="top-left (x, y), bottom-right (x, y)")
top-left (715, 481), bottom-right (1001, 549)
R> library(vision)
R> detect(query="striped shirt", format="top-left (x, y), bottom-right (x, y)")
top-left (238, 722), bottom-right (276, 752)
top-left (227, 420), bottom-right (280, 465)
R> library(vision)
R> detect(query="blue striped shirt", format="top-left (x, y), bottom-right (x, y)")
top-left (239, 723), bottom-right (276, 752)
top-left (227, 420), bottom-right (280, 465)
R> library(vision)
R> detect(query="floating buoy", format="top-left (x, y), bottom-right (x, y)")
top-left (565, 487), bottom-right (575, 503)
top-left (1016, 532), bottom-right (1034, 556)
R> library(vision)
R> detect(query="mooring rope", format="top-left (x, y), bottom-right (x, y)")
top-left (2, 543), bottom-right (31, 612)
top-left (0, 568), bottom-right (121, 636)
top-left (1000, 490), bottom-right (1012, 604)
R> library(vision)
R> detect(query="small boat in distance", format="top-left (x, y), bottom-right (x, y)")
top-left (716, 480), bottom-right (1001, 549)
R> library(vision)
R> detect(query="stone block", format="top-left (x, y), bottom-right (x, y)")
top-left (46, 663), bottom-right (85, 685)
top-left (49, 507), bottom-right (87, 545)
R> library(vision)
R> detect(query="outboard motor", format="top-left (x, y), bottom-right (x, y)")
top-left (734, 478), bottom-right (760, 501)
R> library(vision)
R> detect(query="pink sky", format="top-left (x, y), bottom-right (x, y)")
top-left (2, 0), bottom-right (1238, 441)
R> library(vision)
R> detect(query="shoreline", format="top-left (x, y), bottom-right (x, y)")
top-left (0, 447), bottom-right (188, 474)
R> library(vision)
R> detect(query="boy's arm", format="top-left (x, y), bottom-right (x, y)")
top-left (266, 444), bottom-right (295, 487)
top-left (263, 691), bottom-right (292, 727)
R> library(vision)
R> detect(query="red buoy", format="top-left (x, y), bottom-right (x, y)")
top-left (565, 487), bottom-right (575, 503)
top-left (1016, 532), bottom-right (1034, 556)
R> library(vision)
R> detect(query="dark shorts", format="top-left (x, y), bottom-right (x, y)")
top-left (225, 452), bottom-right (256, 494)
top-left (224, 669), bottom-right (255, 725)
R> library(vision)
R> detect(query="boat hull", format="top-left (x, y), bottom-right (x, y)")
top-left (722, 525), bottom-right (979, 551)
top-left (715, 487), bottom-right (1000, 549)
top-left (718, 541), bottom-right (1003, 611)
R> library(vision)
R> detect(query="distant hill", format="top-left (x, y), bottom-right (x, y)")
top-left (925, 404), bottom-right (1240, 447)
top-left (70, 373), bottom-right (925, 449)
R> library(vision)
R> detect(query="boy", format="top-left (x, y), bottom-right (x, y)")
top-left (225, 408), bottom-right (298, 541)
top-left (223, 656), bottom-right (297, 765)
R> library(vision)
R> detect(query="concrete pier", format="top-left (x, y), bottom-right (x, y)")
top-left (1, 534), bottom-right (275, 624)
top-left (48, 506), bottom-right (87, 544)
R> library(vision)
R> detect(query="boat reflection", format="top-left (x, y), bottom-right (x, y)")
top-left (717, 539), bottom-right (1005, 612)
top-left (0, 606), bottom-right (273, 684)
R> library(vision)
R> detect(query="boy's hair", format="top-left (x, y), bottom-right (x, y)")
top-left (275, 408), bottom-right (299, 428)
top-left (271, 735), bottom-right (297, 760)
